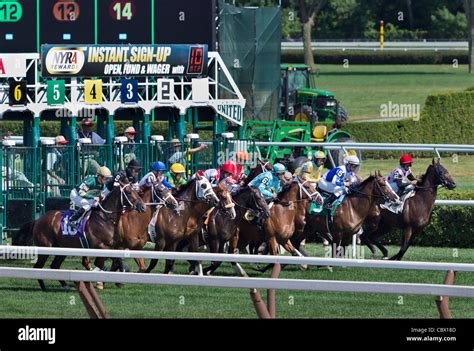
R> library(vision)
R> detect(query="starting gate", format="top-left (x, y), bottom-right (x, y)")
top-left (1, 145), bottom-right (40, 234)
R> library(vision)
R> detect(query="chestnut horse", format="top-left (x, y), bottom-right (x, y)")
top-left (361, 159), bottom-right (456, 260)
top-left (16, 173), bottom-right (145, 291)
top-left (236, 177), bottom-right (319, 273)
top-left (145, 176), bottom-right (235, 274)
top-left (292, 172), bottom-right (399, 258)
top-left (203, 186), bottom-right (270, 275)
top-left (113, 184), bottom-right (178, 272)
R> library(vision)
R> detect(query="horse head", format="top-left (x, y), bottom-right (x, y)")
top-left (195, 174), bottom-right (220, 207)
top-left (113, 172), bottom-right (146, 213)
top-left (374, 171), bottom-right (400, 204)
top-left (249, 186), bottom-right (271, 219)
top-left (431, 158), bottom-right (456, 190)
top-left (214, 182), bottom-right (236, 219)
top-left (295, 176), bottom-right (323, 205)
top-left (154, 185), bottom-right (179, 209)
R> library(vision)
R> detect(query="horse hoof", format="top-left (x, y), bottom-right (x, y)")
top-left (299, 264), bottom-right (309, 271)
top-left (382, 256), bottom-right (389, 260)
top-left (96, 282), bottom-right (104, 290)
top-left (326, 266), bottom-right (333, 272)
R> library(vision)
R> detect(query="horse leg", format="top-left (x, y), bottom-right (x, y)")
top-left (50, 255), bottom-right (68, 290)
top-left (164, 242), bottom-right (178, 274)
top-left (135, 258), bottom-right (146, 273)
top-left (230, 229), bottom-right (249, 277)
top-left (145, 236), bottom-right (165, 273)
top-left (390, 227), bottom-right (415, 261)
top-left (255, 237), bottom-right (279, 273)
top-left (82, 257), bottom-right (92, 270)
top-left (203, 236), bottom-right (222, 276)
top-left (188, 234), bottom-right (202, 276)
top-left (34, 254), bottom-right (50, 291)
top-left (93, 257), bottom-right (107, 290)
top-left (359, 233), bottom-right (378, 258)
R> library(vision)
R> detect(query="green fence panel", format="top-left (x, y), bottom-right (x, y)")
top-left (77, 143), bottom-right (113, 180)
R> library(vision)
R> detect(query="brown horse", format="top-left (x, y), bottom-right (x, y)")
top-left (203, 186), bottom-right (270, 275)
top-left (292, 172), bottom-right (399, 258)
top-left (16, 173), bottom-right (145, 291)
top-left (236, 177), bottom-right (319, 273)
top-left (361, 159), bottom-right (456, 260)
top-left (145, 175), bottom-right (235, 274)
top-left (113, 184), bottom-right (178, 272)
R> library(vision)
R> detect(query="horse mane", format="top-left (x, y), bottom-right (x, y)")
top-left (419, 164), bottom-right (435, 185)
top-left (175, 178), bottom-right (196, 195)
top-left (354, 175), bottom-right (374, 190)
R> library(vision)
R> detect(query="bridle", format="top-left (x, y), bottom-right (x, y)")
top-left (296, 177), bottom-right (322, 203)
top-left (98, 182), bottom-right (138, 214)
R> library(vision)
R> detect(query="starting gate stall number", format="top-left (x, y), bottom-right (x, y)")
top-left (40, 0), bottom-right (95, 44)
top-left (97, 0), bottom-right (152, 44)
top-left (0, 0), bottom-right (37, 53)
top-left (84, 79), bottom-right (103, 103)
top-left (120, 79), bottom-right (138, 103)
top-left (47, 80), bottom-right (66, 105)
top-left (8, 79), bottom-right (27, 106)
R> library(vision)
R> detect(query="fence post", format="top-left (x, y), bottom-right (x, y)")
top-left (436, 270), bottom-right (456, 319)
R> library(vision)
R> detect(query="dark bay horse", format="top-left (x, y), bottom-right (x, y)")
top-left (17, 173), bottom-right (145, 290)
top-left (361, 159), bottom-right (456, 260)
top-left (145, 175), bottom-right (234, 274)
top-left (292, 172), bottom-right (399, 258)
top-left (203, 186), bottom-right (270, 275)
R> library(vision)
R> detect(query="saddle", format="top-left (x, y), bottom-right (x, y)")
top-left (380, 190), bottom-right (415, 214)
top-left (61, 210), bottom-right (91, 248)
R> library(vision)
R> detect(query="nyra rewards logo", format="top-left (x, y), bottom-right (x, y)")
top-left (45, 47), bottom-right (85, 75)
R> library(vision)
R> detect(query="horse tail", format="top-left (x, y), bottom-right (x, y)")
top-left (13, 221), bottom-right (36, 246)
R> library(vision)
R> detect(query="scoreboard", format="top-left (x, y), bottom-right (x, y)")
top-left (0, 0), bottom-right (37, 53)
top-left (0, 0), bottom-right (216, 53)
top-left (40, 0), bottom-right (95, 44)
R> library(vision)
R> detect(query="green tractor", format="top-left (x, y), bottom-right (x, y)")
top-left (280, 64), bottom-right (348, 123)
top-left (244, 64), bottom-right (359, 171)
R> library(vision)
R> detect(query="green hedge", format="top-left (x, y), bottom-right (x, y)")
top-left (282, 50), bottom-right (467, 65)
top-left (382, 190), bottom-right (474, 248)
top-left (342, 90), bottom-right (474, 158)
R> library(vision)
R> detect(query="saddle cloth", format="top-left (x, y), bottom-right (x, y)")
top-left (60, 210), bottom-right (91, 248)
top-left (380, 190), bottom-right (415, 214)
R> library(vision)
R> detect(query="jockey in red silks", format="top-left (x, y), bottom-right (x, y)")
top-left (234, 151), bottom-right (249, 183)
top-left (194, 160), bottom-right (238, 191)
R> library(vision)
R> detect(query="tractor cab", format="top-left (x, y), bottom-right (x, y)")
top-left (280, 64), bottom-right (348, 123)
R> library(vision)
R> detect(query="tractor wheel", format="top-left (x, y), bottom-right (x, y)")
top-left (336, 105), bottom-right (349, 122)
top-left (326, 137), bottom-right (362, 169)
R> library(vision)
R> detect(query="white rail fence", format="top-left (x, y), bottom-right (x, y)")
top-left (281, 41), bottom-right (468, 51)
top-left (1, 246), bottom-right (473, 298)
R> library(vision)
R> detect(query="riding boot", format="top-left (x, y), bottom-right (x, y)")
top-left (69, 208), bottom-right (85, 233)
top-left (324, 194), bottom-right (337, 209)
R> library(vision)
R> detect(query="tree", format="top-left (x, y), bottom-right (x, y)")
top-left (464, 0), bottom-right (474, 73)
top-left (298, 0), bottom-right (328, 68)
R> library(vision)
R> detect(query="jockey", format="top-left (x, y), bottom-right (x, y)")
top-left (248, 163), bottom-right (286, 201)
top-left (139, 161), bottom-right (173, 190)
top-left (165, 163), bottom-right (187, 190)
top-left (319, 155), bottom-right (360, 209)
top-left (295, 150), bottom-right (327, 185)
top-left (125, 159), bottom-right (142, 190)
top-left (69, 166), bottom-right (113, 229)
top-left (386, 154), bottom-right (417, 195)
top-left (194, 160), bottom-right (238, 190)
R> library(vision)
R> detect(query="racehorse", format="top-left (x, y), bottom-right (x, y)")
top-left (110, 183), bottom-right (178, 272)
top-left (237, 177), bottom-right (320, 273)
top-left (16, 173), bottom-right (145, 291)
top-left (203, 186), bottom-right (270, 275)
top-left (145, 175), bottom-right (235, 274)
top-left (360, 159), bottom-right (456, 260)
top-left (292, 172), bottom-right (399, 258)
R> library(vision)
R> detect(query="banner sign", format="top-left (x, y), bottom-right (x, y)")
top-left (40, 44), bottom-right (208, 78)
